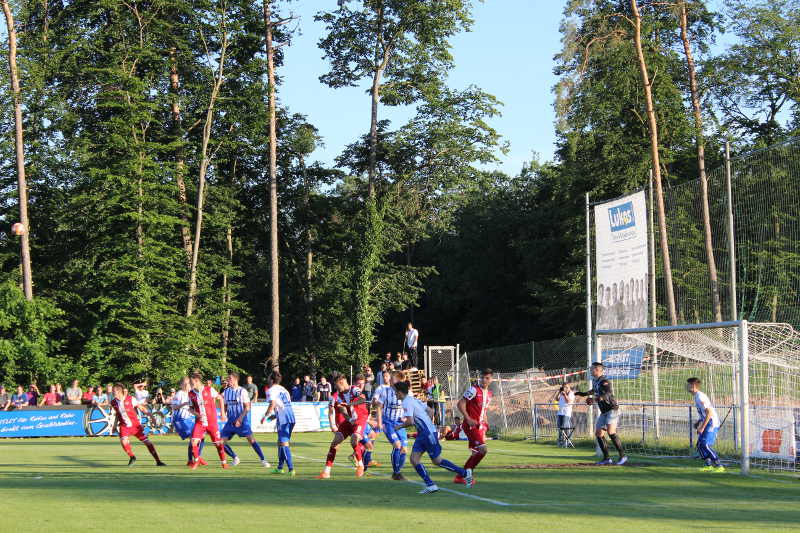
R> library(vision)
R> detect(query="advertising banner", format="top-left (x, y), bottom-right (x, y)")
top-left (0, 402), bottom-right (332, 438)
top-left (594, 190), bottom-right (649, 331)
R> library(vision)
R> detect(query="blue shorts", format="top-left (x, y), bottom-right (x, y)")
top-left (277, 422), bottom-right (295, 443)
top-left (383, 422), bottom-right (408, 447)
top-left (698, 425), bottom-right (719, 448)
top-left (174, 418), bottom-right (194, 440)
top-left (412, 433), bottom-right (442, 459)
top-left (221, 421), bottom-right (253, 440)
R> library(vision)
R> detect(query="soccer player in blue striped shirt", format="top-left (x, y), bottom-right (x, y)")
top-left (394, 381), bottom-right (472, 494)
top-left (373, 370), bottom-right (408, 480)
top-left (261, 372), bottom-right (297, 476)
top-left (221, 372), bottom-right (269, 467)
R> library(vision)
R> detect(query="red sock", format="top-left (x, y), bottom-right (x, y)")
top-left (215, 443), bottom-right (226, 462)
top-left (192, 442), bottom-right (200, 462)
top-left (326, 446), bottom-right (337, 467)
top-left (121, 440), bottom-right (134, 457)
top-left (353, 442), bottom-right (364, 462)
top-left (465, 451), bottom-right (486, 469)
top-left (143, 440), bottom-right (160, 461)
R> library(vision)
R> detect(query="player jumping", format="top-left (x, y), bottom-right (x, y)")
top-left (455, 368), bottom-right (493, 484)
top-left (109, 383), bottom-right (165, 466)
top-left (261, 372), bottom-right (296, 476)
top-left (374, 369), bottom-right (408, 480)
top-left (188, 372), bottom-right (229, 469)
top-left (575, 362), bottom-right (627, 465)
top-left (394, 381), bottom-right (472, 494)
top-left (221, 371), bottom-right (269, 468)
top-left (686, 377), bottom-right (724, 473)
top-left (171, 376), bottom-right (207, 466)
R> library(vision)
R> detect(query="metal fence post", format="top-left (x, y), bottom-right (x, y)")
top-left (533, 403), bottom-right (538, 441)
top-left (497, 373), bottom-right (509, 434)
top-left (689, 405), bottom-right (693, 449)
top-left (527, 370), bottom-right (536, 439)
top-left (738, 320), bottom-right (750, 475)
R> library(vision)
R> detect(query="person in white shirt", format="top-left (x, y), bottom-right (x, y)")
top-left (133, 380), bottom-right (150, 404)
top-left (556, 384), bottom-right (575, 447)
top-left (405, 323), bottom-right (419, 368)
top-left (686, 377), bottom-right (724, 472)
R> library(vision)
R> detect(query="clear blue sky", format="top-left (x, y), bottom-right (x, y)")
top-left (278, 1), bottom-right (567, 176)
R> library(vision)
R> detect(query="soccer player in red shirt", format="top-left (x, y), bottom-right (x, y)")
top-left (188, 372), bottom-right (229, 470)
top-left (455, 368), bottom-right (494, 484)
top-left (109, 383), bottom-right (165, 467)
top-left (317, 374), bottom-right (369, 478)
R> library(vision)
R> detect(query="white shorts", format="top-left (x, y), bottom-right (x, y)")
top-left (595, 410), bottom-right (620, 431)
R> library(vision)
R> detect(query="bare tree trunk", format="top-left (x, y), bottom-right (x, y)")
top-left (187, 18), bottom-right (229, 317)
top-left (264, 0), bottom-right (280, 372)
top-left (3, 0), bottom-right (33, 300)
top-left (679, 2), bottom-right (721, 322)
top-left (221, 225), bottom-right (233, 373)
top-left (301, 155), bottom-right (314, 352)
top-left (169, 48), bottom-right (193, 266)
top-left (632, 0), bottom-right (677, 325)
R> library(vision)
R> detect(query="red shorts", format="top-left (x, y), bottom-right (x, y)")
top-left (192, 422), bottom-right (221, 442)
top-left (338, 416), bottom-right (368, 438)
top-left (119, 424), bottom-right (147, 441)
top-left (462, 422), bottom-right (487, 450)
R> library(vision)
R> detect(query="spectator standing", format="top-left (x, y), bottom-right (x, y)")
top-left (27, 383), bottom-right (40, 406)
top-left (394, 352), bottom-right (403, 369)
top-left (244, 375), bottom-right (259, 402)
top-left (92, 386), bottom-right (108, 406)
top-left (384, 352), bottom-right (392, 365)
top-left (400, 353), bottom-right (411, 370)
top-left (82, 387), bottom-right (95, 404)
top-left (0, 386), bottom-right (10, 410)
top-left (105, 384), bottom-right (114, 404)
top-left (317, 377), bottom-right (331, 402)
top-left (290, 378), bottom-right (303, 402)
top-left (363, 367), bottom-right (375, 400)
top-left (66, 380), bottom-right (83, 405)
top-left (40, 385), bottom-right (61, 406)
top-left (151, 387), bottom-right (167, 406)
top-left (12, 385), bottom-right (29, 409)
top-left (55, 383), bottom-right (65, 403)
top-left (376, 363), bottom-right (388, 389)
top-left (557, 384), bottom-right (575, 447)
top-left (405, 322), bottom-right (419, 368)
top-left (302, 375), bottom-right (316, 402)
top-left (133, 380), bottom-right (150, 404)
top-left (430, 377), bottom-right (444, 425)
top-left (165, 388), bottom-right (176, 405)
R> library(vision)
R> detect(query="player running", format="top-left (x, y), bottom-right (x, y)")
top-left (455, 368), bottom-right (494, 484)
top-left (172, 376), bottom-right (207, 466)
top-left (394, 381), bottom-right (472, 494)
top-left (109, 383), bottom-right (165, 467)
top-left (686, 377), bottom-right (725, 473)
top-left (356, 416), bottom-right (379, 473)
top-left (188, 372), bottom-right (229, 469)
top-left (374, 369), bottom-right (408, 480)
top-left (260, 372), bottom-right (296, 476)
top-left (221, 372), bottom-right (269, 467)
top-left (575, 362), bottom-right (627, 465)
top-left (318, 375), bottom-right (368, 478)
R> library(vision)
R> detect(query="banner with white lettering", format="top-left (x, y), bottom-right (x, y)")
top-left (594, 190), bottom-right (649, 331)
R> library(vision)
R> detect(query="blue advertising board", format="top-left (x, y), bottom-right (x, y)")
top-left (601, 346), bottom-right (645, 379)
top-left (0, 408), bottom-right (87, 437)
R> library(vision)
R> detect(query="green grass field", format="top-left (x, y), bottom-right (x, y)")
top-left (2, 433), bottom-right (799, 532)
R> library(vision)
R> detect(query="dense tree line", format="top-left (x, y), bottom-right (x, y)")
top-left (1, 0), bottom-right (798, 386)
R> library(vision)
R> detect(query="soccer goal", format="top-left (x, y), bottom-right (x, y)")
top-left (594, 321), bottom-right (800, 474)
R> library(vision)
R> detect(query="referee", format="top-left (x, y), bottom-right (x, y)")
top-left (575, 362), bottom-right (627, 465)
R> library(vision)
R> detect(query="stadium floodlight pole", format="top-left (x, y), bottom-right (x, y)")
top-left (648, 171), bottom-right (660, 439)
top-left (737, 320), bottom-right (750, 475)
top-left (585, 193), bottom-right (595, 438)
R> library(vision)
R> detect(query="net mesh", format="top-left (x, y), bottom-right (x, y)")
top-left (597, 322), bottom-right (800, 471)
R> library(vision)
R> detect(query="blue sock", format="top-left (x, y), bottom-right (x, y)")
top-left (438, 458), bottom-right (466, 478)
top-left (187, 443), bottom-right (193, 462)
top-left (199, 440), bottom-right (205, 455)
top-left (391, 448), bottom-right (400, 474)
top-left (399, 451), bottom-right (407, 470)
top-left (224, 443), bottom-right (237, 459)
top-left (277, 446), bottom-right (285, 469)
top-left (284, 446), bottom-right (293, 471)
top-left (414, 463), bottom-right (434, 486)
top-left (250, 441), bottom-right (265, 461)
top-left (363, 449), bottom-right (372, 471)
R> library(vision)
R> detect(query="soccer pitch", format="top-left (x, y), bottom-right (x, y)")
top-left (1, 434), bottom-right (798, 533)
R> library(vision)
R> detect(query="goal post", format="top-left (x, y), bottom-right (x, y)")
top-left (594, 320), bottom-right (799, 475)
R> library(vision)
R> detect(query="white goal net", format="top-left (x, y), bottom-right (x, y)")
top-left (595, 321), bottom-right (800, 473)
